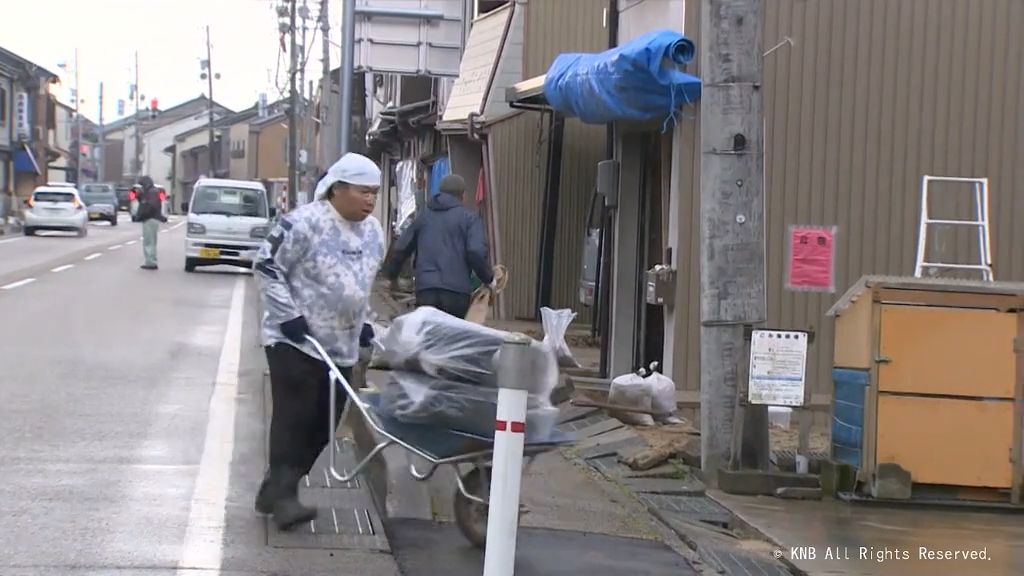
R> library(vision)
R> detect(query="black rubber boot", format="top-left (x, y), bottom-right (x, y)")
top-left (254, 470), bottom-right (278, 515)
top-left (272, 469), bottom-right (317, 531)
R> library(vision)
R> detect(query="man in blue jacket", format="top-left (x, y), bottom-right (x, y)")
top-left (385, 174), bottom-right (494, 319)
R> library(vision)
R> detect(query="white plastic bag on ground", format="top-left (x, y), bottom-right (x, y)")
top-left (645, 367), bottom-right (684, 424)
top-left (608, 370), bottom-right (655, 426)
top-left (540, 307), bottom-right (581, 368)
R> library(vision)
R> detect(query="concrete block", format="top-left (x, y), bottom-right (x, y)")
top-left (718, 469), bottom-right (820, 496)
top-left (870, 463), bottom-right (912, 500)
top-left (819, 460), bottom-right (857, 498)
top-left (775, 486), bottom-right (822, 500)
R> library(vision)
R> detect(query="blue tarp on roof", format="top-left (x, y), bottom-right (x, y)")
top-left (543, 30), bottom-right (702, 126)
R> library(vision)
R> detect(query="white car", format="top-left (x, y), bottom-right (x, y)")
top-left (184, 178), bottom-right (273, 272)
top-left (24, 186), bottom-right (89, 237)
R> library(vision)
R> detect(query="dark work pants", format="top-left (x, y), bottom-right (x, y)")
top-left (416, 288), bottom-right (472, 319)
top-left (266, 343), bottom-right (351, 475)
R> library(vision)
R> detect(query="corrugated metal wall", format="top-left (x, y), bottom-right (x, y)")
top-left (485, 0), bottom-right (608, 320)
top-left (672, 0), bottom-right (1024, 414)
top-left (488, 111), bottom-right (548, 319)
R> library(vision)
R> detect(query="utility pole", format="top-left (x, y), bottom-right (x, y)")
top-left (98, 82), bottom-right (104, 182)
top-left (298, 0), bottom-right (309, 192)
top-left (339, 0), bottom-right (355, 156)
top-left (205, 26), bottom-right (216, 176)
top-left (74, 48), bottom-right (82, 186)
top-left (699, 0), bottom-right (767, 487)
top-left (287, 0), bottom-right (299, 208)
top-left (133, 51), bottom-right (141, 182)
top-left (319, 0), bottom-right (330, 168)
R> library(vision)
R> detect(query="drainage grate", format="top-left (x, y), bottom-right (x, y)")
top-left (698, 545), bottom-right (792, 576)
top-left (268, 439), bottom-right (388, 552)
top-left (268, 488), bottom-right (389, 552)
top-left (639, 494), bottom-right (733, 528)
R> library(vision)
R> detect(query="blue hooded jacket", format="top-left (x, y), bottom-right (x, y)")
top-left (385, 192), bottom-right (494, 295)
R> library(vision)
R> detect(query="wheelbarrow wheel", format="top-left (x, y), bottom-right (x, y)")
top-left (453, 466), bottom-right (489, 548)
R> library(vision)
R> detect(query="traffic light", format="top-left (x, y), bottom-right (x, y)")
top-left (149, 98), bottom-right (159, 120)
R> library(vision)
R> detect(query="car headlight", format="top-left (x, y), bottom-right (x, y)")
top-left (187, 222), bottom-right (207, 235)
top-left (250, 225), bottom-right (270, 239)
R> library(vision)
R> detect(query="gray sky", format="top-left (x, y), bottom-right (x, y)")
top-left (4, 0), bottom-right (341, 122)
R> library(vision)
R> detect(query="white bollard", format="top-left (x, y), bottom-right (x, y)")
top-left (482, 336), bottom-right (533, 576)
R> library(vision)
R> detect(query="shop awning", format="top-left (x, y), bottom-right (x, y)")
top-left (13, 143), bottom-right (41, 175)
top-left (539, 29), bottom-right (702, 125)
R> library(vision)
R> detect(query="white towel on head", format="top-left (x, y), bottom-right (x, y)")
top-left (314, 153), bottom-right (381, 199)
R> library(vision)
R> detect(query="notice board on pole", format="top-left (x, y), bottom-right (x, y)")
top-left (786, 225), bottom-right (837, 293)
top-left (748, 329), bottom-right (809, 407)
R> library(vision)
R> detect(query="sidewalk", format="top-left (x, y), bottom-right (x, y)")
top-left (365, 286), bottom-right (700, 575)
top-left (714, 488), bottom-right (1024, 576)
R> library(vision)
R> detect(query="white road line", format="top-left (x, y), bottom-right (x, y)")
top-left (84, 253), bottom-right (102, 261)
top-left (177, 276), bottom-right (245, 572)
top-left (51, 264), bottom-right (74, 273)
top-left (2, 278), bottom-right (36, 290)
top-left (108, 244), bottom-right (123, 250)
top-left (169, 222), bottom-right (185, 231)
top-left (0, 237), bottom-right (23, 245)
top-left (125, 240), bottom-right (137, 246)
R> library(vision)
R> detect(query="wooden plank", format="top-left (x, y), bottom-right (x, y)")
top-left (876, 395), bottom-right (1014, 488)
top-left (1013, 312), bottom-right (1024, 505)
top-left (862, 299), bottom-right (882, 484)
top-left (878, 305), bottom-right (1016, 398)
top-left (834, 293), bottom-right (873, 369)
top-left (863, 276), bottom-right (1024, 297)
top-left (875, 288), bottom-right (1024, 312)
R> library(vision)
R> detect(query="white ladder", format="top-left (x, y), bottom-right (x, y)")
top-left (914, 175), bottom-right (994, 281)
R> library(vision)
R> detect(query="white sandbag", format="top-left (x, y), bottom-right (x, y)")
top-left (645, 369), bottom-right (684, 424)
top-left (608, 371), bottom-right (655, 427)
top-left (540, 307), bottom-right (581, 368)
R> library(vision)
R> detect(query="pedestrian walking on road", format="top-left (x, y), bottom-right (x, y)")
top-left (253, 153), bottom-right (385, 531)
top-left (384, 174), bottom-right (495, 319)
top-left (136, 176), bottom-right (166, 270)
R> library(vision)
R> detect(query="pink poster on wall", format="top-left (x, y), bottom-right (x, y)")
top-left (787, 225), bottom-right (837, 292)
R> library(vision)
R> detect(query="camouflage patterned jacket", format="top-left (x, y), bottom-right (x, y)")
top-left (255, 200), bottom-right (385, 367)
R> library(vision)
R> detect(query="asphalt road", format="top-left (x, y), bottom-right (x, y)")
top-left (0, 218), bottom-right (398, 576)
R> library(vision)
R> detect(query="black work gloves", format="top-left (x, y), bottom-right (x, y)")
top-left (281, 316), bottom-right (311, 343)
top-left (359, 323), bottom-right (374, 348)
